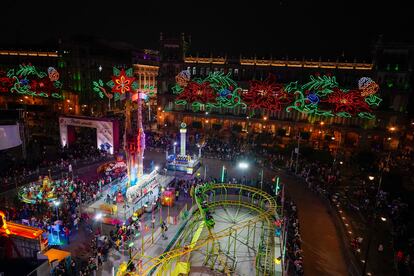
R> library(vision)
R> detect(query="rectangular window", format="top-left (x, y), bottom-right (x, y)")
top-left (192, 67), bottom-right (196, 75)
top-left (206, 67), bottom-right (210, 74)
top-left (234, 68), bottom-right (239, 76)
top-left (200, 67), bottom-right (205, 75)
top-left (229, 68), bottom-right (233, 75)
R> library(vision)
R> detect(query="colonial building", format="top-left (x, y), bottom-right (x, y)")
top-left (156, 34), bottom-right (414, 151)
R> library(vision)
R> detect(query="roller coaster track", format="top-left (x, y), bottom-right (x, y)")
top-left (120, 183), bottom-right (278, 276)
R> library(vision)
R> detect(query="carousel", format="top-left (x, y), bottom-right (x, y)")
top-left (18, 176), bottom-right (59, 204)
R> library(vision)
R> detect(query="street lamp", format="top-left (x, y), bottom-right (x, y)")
top-left (237, 162), bottom-right (249, 185)
top-left (173, 142), bottom-right (177, 155)
top-left (95, 212), bottom-right (103, 234)
top-left (238, 162), bottom-right (249, 169)
top-left (53, 201), bottom-right (60, 221)
top-left (362, 169), bottom-right (387, 276)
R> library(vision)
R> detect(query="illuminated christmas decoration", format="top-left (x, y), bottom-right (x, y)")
top-left (243, 75), bottom-right (292, 111)
top-left (92, 79), bottom-right (113, 99)
top-left (359, 77), bottom-right (379, 97)
top-left (107, 67), bottom-right (138, 94)
top-left (285, 75), bottom-right (382, 119)
top-left (174, 71), bottom-right (246, 111)
top-left (4, 64), bottom-right (63, 99)
top-left (365, 94), bottom-right (382, 106)
top-left (322, 89), bottom-right (371, 115)
top-left (175, 70), bottom-right (191, 87)
top-left (0, 71), bottom-right (13, 93)
top-left (47, 67), bottom-right (60, 81)
top-left (173, 72), bottom-right (382, 119)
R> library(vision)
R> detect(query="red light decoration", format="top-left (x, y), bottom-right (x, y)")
top-left (321, 88), bottom-right (371, 115)
top-left (243, 75), bottom-right (292, 111)
top-left (0, 71), bottom-right (13, 93)
top-left (176, 81), bottom-right (216, 104)
top-left (111, 68), bottom-right (136, 94)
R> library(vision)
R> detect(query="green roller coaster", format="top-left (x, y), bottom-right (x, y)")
top-left (118, 183), bottom-right (283, 276)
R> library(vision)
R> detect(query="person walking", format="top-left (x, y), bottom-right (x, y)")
top-left (161, 221), bottom-right (168, 240)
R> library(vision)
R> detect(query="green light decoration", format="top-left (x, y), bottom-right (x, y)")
top-left (285, 75), bottom-right (381, 119)
top-left (365, 94), bottom-right (382, 106)
top-left (358, 112), bottom-right (376, 120)
top-left (301, 75), bottom-right (338, 96)
top-left (174, 71), bottom-right (246, 111)
top-left (173, 73), bottom-right (382, 120)
top-left (114, 93), bottom-right (121, 101)
top-left (53, 81), bottom-right (63, 89)
top-left (143, 84), bottom-right (156, 97)
top-left (92, 79), bottom-right (110, 99)
top-left (6, 64), bottom-right (63, 99)
top-left (15, 64), bottom-right (47, 78)
top-left (336, 112), bottom-right (352, 118)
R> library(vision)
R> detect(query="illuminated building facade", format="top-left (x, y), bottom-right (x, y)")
top-left (157, 34), bottom-right (414, 150)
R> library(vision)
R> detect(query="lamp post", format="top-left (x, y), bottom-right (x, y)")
top-left (173, 142), bottom-right (177, 156)
top-left (173, 142), bottom-right (177, 185)
top-left (53, 200), bottom-right (60, 221)
top-left (362, 161), bottom-right (389, 276)
top-left (238, 162), bottom-right (249, 185)
top-left (260, 167), bottom-right (264, 190)
top-left (95, 212), bottom-right (103, 234)
top-left (295, 133), bottom-right (301, 174)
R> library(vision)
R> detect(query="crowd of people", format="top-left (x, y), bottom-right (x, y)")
top-left (284, 200), bottom-right (304, 275)
top-left (2, 173), bottom-right (114, 245)
top-left (0, 138), bottom-right (109, 191)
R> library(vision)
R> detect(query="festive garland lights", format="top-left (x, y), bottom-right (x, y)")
top-left (174, 71), bottom-right (246, 111)
top-left (173, 72), bottom-right (382, 119)
top-left (285, 76), bottom-right (381, 118)
top-left (2, 64), bottom-right (63, 99)
top-left (242, 75), bottom-right (292, 111)
top-left (107, 67), bottom-right (138, 94)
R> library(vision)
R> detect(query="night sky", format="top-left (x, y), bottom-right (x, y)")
top-left (0, 0), bottom-right (411, 60)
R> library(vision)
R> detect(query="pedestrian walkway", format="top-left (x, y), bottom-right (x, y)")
top-left (92, 198), bottom-right (193, 275)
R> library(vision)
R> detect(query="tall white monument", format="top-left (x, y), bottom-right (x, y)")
top-left (180, 122), bottom-right (187, 156)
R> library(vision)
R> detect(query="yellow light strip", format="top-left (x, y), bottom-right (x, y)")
top-left (0, 50), bottom-right (59, 57)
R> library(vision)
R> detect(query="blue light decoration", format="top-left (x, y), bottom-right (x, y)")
top-left (306, 93), bottom-right (320, 104)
